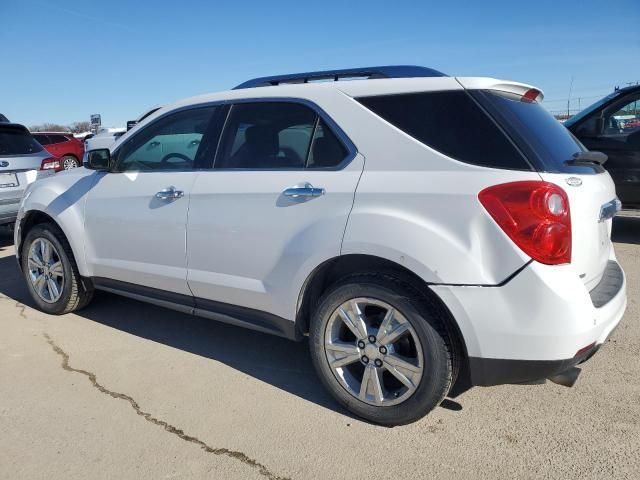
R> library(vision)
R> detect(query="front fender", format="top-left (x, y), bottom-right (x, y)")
top-left (17, 169), bottom-right (100, 276)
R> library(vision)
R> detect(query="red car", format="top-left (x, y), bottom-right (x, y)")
top-left (31, 132), bottom-right (85, 169)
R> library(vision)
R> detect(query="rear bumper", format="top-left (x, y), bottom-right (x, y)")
top-left (432, 255), bottom-right (627, 385)
top-left (468, 343), bottom-right (601, 386)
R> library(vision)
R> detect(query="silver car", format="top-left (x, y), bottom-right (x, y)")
top-left (0, 123), bottom-right (55, 226)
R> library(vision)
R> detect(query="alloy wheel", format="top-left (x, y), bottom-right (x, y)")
top-left (324, 298), bottom-right (424, 406)
top-left (27, 238), bottom-right (64, 303)
top-left (62, 157), bottom-right (79, 170)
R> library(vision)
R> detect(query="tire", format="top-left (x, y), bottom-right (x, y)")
top-left (21, 223), bottom-right (94, 315)
top-left (61, 155), bottom-right (80, 170)
top-left (309, 273), bottom-right (453, 426)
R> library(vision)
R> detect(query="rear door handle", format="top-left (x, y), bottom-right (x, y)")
top-left (283, 182), bottom-right (325, 198)
top-left (156, 186), bottom-right (184, 200)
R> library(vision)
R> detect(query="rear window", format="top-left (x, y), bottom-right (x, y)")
top-left (471, 90), bottom-right (597, 174)
top-left (357, 91), bottom-right (531, 170)
top-left (0, 128), bottom-right (44, 155)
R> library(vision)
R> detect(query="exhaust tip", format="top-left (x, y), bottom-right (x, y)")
top-left (548, 367), bottom-right (581, 388)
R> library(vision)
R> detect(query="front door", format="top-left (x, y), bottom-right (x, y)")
top-left (84, 106), bottom-right (218, 295)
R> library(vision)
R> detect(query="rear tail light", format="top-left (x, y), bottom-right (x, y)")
top-left (40, 157), bottom-right (63, 173)
top-left (479, 181), bottom-right (571, 265)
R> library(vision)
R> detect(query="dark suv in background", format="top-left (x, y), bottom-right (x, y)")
top-left (566, 85), bottom-right (640, 209)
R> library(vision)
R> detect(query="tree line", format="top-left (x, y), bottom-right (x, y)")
top-left (29, 121), bottom-right (91, 134)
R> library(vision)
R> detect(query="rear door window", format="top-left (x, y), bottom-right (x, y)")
top-left (307, 119), bottom-right (348, 168)
top-left (34, 134), bottom-right (51, 146)
top-left (216, 102), bottom-right (317, 169)
top-left (357, 91), bottom-right (531, 170)
top-left (0, 128), bottom-right (44, 155)
top-left (50, 134), bottom-right (69, 144)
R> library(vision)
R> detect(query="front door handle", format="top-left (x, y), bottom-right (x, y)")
top-left (156, 186), bottom-right (184, 200)
top-left (283, 182), bottom-right (325, 198)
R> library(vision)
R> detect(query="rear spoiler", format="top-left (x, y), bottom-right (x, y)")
top-left (456, 77), bottom-right (544, 102)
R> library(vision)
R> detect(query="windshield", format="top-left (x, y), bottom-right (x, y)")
top-left (564, 91), bottom-right (619, 128)
top-left (472, 90), bottom-right (602, 174)
top-left (0, 127), bottom-right (44, 156)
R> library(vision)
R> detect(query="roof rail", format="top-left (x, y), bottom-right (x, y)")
top-left (233, 65), bottom-right (447, 90)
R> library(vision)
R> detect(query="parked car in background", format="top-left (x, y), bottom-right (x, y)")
top-left (565, 85), bottom-right (640, 208)
top-left (1, 123), bottom-right (57, 226)
top-left (84, 128), bottom-right (126, 155)
top-left (32, 132), bottom-right (84, 170)
top-left (15, 66), bottom-right (626, 425)
top-left (0, 114), bottom-right (9, 123)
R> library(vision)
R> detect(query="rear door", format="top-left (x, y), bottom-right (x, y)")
top-left (471, 88), bottom-right (618, 290)
top-left (186, 101), bottom-right (363, 321)
top-left (48, 134), bottom-right (70, 158)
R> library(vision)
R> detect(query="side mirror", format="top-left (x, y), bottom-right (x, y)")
top-left (86, 149), bottom-right (111, 171)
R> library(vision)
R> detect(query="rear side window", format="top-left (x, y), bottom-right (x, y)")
top-left (357, 91), bottom-right (530, 170)
top-left (308, 120), bottom-right (348, 168)
top-left (34, 134), bottom-right (51, 145)
top-left (215, 102), bottom-right (350, 169)
top-left (0, 128), bottom-right (44, 155)
top-left (472, 90), bottom-right (592, 174)
top-left (50, 134), bottom-right (69, 144)
top-left (216, 102), bottom-right (316, 169)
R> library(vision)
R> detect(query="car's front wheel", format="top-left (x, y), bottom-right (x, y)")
top-left (21, 224), bottom-right (93, 314)
top-left (309, 273), bottom-right (454, 426)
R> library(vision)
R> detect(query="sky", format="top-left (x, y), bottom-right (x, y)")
top-left (1, 0), bottom-right (639, 128)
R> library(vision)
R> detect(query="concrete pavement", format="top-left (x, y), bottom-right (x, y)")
top-left (1, 217), bottom-right (638, 479)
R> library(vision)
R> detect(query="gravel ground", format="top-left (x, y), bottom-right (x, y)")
top-left (0, 216), bottom-right (638, 480)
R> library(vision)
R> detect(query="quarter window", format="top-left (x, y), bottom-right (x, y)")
top-left (116, 107), bottom-right (216, 172)
top-left (357, 91), bottom-right (530, 170)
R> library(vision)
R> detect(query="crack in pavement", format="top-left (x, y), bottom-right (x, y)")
top-left (43, 333), bottom-right (290, 480)
top-left (0, 294), bottom-right (28, 319)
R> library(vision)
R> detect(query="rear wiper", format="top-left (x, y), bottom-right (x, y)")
top-left (564, 151), bottom-right (608, 166)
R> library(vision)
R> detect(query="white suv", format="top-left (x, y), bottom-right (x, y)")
top-left (15, 66), bottom-right (627, 425)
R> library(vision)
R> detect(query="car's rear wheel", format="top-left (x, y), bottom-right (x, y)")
top-left (22, 224), bottom-right (93, 314)
top-left (309, 273), bottom-right (454, 426)
top-left (61, 155), bottom-right (80, 170)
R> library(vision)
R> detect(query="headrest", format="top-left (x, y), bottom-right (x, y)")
top-left (245, 125), bottom-right (278, 155)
